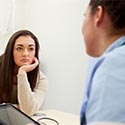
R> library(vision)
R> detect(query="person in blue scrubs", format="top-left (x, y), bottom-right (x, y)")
top-left (80, 0), bottom-right (125, 125)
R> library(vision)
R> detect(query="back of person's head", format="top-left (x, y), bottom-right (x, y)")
top-left (89, 0), bottom-right (125, 30)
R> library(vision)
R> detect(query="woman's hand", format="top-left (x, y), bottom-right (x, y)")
top-left (18, 57), bottom-right (39, 74)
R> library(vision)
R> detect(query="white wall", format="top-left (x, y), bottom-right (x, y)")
top-left (0, 0), bottom-right (89, 115)
top-left (0, 0), bottom-right (15, 54)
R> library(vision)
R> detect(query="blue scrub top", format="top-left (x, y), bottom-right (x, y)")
top-left (80, 36), bottom-right (125, 125)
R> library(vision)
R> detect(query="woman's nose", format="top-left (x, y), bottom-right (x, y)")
top-left (22, 49), bottom-right (29, 56)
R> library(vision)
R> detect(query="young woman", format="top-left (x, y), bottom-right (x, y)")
top-left (0, 30), bottom-right (48, 116)
top-left (81, 0), bottom-right (125, 125)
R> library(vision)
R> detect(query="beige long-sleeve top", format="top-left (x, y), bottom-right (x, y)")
top-left (17, 71), bottom-right (48, 116)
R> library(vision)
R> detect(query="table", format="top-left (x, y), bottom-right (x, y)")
top-left (32, 109), bottom-right (80, 125)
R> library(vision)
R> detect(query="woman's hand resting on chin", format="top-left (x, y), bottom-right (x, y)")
top-left (18, 57), bottom-right (39, 74)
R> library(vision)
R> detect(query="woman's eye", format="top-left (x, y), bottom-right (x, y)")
top-left (29, 48), bottom-right (35, 51)
top-left (16, 47), bottom-right (22, 51)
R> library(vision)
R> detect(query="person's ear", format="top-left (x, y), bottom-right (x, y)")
top-left (94, 5), bottom-right (104, 26)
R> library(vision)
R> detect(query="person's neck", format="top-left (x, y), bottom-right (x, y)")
top-left (93, 34), bottom-right (123, 57)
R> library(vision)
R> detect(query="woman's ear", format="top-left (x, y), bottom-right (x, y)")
top-left (94, 5), bottom-right (104, 26)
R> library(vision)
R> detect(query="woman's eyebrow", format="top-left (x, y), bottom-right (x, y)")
top-left (15, 44), bottom-right (23, 47)
top-left (29, 44), bottom-right (35, 47)
top-left (15, 44), bottom-right (35, 47)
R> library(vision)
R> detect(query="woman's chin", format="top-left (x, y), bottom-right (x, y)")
top-left (21, 63), bottom-right (30, 66)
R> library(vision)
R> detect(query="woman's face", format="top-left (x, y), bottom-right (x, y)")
top-left (13, 35), bottom-right (36, 67)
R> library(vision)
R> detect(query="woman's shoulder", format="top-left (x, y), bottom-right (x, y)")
top-left (38, 70), bottom-right (48, 79)
top-left (36, 70), bottom-right (48, 90)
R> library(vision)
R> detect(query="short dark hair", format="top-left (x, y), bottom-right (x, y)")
top-left (89, 0), bottom-right (125, 29)
top-left (0, 30), bottom-right (40, 103)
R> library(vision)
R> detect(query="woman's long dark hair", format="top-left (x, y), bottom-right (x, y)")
top-left (0, 30), bottom-right (40, 103)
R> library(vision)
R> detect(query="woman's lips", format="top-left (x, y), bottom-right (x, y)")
top-left (21, 59), bottom-right (30, 63)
